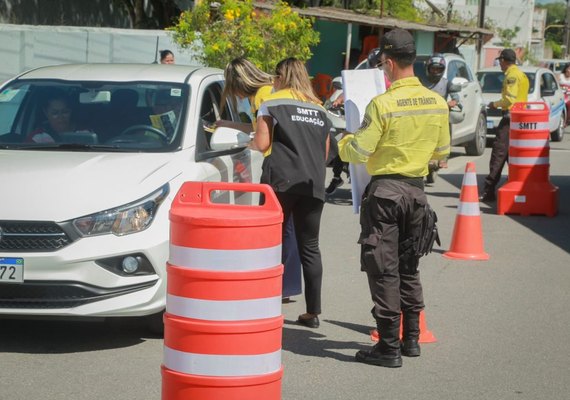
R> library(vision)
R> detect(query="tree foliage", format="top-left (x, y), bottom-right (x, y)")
top-left (537, 2), bottom-right (566, 45)
top-left (169, 0), bottom-right (320, 71)
top-left (497, 26), bottom-right (521, 48)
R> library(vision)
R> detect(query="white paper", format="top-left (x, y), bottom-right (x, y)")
top-left (341, 68), bottom-right (386, 213)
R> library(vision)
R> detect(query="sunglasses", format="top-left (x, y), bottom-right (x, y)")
top-left (376, 59), bottom-right (388, 69)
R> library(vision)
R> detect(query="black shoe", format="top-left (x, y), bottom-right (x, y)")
top-left (325, 177), bottom-right (344, 195)
top-left (401, 339), bottom-right (421, 357)
top-left (297, 314), bottom-right (319, 328)
top-left (479, 191), bottom-right (496, 202)
top-left (355, 346), bottom-right (402, 368)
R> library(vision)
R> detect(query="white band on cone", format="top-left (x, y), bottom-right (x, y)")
top-left (169, 244), bottom-right (282, 271)
top-left (462, 171), bottom-right (478, 186)
top-left (163, 346), bottom-right (281, 376)
top-left (509, 157), bottom-right (549, 166)
top-left (458, 202), bottom-right (480, 216)
top-left (166, 294), bottom-right (282, 321)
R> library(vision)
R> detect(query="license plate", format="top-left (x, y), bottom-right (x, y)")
top-left (0, 257), bottom-right (24, 284)
top-left (487, 121), bottom-right (494, 129)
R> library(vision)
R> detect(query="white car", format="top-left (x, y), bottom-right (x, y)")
top-left (413, 53), bottom-right (487, 156)
top-left (477, 66), bottom-right (566, 142)
top-left (330, 52), bottom-right (487, 156)
top-left (0, 64), bottom-right (263, 331)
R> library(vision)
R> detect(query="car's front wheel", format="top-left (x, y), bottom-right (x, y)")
top-left (551, 111), bottom-right (566, 142)
top-left (465, 113), bottom-right (487, 156)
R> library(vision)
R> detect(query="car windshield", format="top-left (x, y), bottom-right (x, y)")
top-left (477, 71), bottom-right (536, 94)
top-left (0, 80), bottom-right (187, 151)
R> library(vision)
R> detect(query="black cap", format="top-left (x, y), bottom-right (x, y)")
top-left (379, 29), bottom-right (416, 59)
top-left (498, 48), bottom-right (516, 63)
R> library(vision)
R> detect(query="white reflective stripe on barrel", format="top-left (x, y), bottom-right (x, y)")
top-left (510, 121), bottom-right (549, 131)
top-left (462, 171), bottom-right (477, 186)
top-left (169, 244), bottom-right (282, 271)
top-left (167, 294), bottom-right (282, 321)
top-left (510, 139), bottom-right (549, 148)
top-left (509, 157), bottom-right (549, 166)
top-left (164, 346), bottom-right (281, 377)
top-left (457, 202), bottom-right (480, 216)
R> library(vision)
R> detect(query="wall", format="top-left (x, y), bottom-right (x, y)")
top-left (308, 20), bottom-right (361, 78)
top-left (0, 24), bottom-right (200, 83)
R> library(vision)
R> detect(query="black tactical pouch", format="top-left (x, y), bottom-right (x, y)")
top-left (415, 204), bottom-right (441, 257)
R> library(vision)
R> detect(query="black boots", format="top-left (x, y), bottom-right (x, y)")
top-left (355, 343), bottom-right (402, 368)
top-left (402, 312), bottom-right (421, 357)
top-left (355, 322), bottom-right (402, 368)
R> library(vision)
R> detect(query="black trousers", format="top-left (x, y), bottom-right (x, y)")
top-left (276, 192), bottom-right (325, 315)
top-left (359, 178), bottom-right (426, 351)
top-left (484, 116), bottom-right (510, 193)
top-left (330, 155), bottom-right (347, 178)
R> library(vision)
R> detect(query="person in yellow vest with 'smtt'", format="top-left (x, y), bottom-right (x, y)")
top-left (480, 48), bottom-right (529, 202)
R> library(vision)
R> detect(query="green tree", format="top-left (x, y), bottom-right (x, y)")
top-left (537, 2), bottom-right (566, 45)
top-left (169, 0), bottom-right (320, 71)
top-left (497, 26), bottom-right (521, 48)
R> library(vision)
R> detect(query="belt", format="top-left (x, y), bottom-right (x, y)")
top-left (371, 174), bottom-right (424, 190)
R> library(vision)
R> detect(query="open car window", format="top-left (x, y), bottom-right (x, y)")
top-left (0, 80), bottom-right (187, 152)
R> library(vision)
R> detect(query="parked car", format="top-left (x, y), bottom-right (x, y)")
top-left (558, 82), bottom-right (570, 125)
top-left (328, 52), bottom-right (487, 156)
top-left (477, 66), bottom-right (566, 142)
top-left (0, 64), bottom-right (263, 331)
top-left (539, 58), bottom-right (567, 76)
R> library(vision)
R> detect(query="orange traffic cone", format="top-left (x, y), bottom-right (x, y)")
top-left (370, 310), bottom-right (437, 343)
top-left (443, 162), bottom-right (490, 260)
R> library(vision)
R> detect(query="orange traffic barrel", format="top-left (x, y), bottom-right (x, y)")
top-left (162, 181), bottom-right (284, 400)
top-left (498, 102), bottom-right (559, 216)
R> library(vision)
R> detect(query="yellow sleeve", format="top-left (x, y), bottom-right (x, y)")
top-left (252, 85), bottom-right (273, 116)
top-left (431, 112), bottom-right (451, 160)
top-left (495, 70), bottom-right (519, 110)
top-left (338, 100), bottom-right (383, 164)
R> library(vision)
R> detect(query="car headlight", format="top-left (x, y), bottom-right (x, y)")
top-left (72, 184), bottom-right (169, 237)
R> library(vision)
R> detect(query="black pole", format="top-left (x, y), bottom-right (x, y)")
top-left (476, 0), bottom-right (487, 70)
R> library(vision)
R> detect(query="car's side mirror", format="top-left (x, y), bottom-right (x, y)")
top-left (209, 126), bottom-right (252, 151)
top-left (448, 83), bottom-right (462, 93)
top-left (451, 77), bottom-right (469, 90)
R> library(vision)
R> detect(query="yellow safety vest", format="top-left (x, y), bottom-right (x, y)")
top-left (338, 77), bottom-right (450, 177)
top-left (493, 64), bottom-right (529, 111)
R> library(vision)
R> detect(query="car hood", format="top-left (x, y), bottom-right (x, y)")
top-left (0, 150), bottom-right (189, 221)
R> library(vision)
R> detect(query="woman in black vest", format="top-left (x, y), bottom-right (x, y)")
top-left (251, 58), bottom-right (331, 328)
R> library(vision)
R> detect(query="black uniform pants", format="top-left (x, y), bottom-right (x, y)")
top-left (359, 178), bottom-right (426, 352)
top-left (276, 192), bottom-right (324, 315)
top-left (484, 116), bottom-right (510, 193)
top-left (330, 155), bottom-right (348, 178)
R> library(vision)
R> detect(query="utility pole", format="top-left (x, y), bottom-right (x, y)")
top-left (564, 0), bottom-right (570, 59)
top-left (476, 0), bottom-right (487, 70)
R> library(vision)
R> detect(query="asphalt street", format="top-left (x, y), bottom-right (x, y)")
top-left (1, 133), bottom-right (569, 400)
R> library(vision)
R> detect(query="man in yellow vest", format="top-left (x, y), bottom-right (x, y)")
top-left (480, 48), bottom-right (529, 202)
top-left (338, 29), bottom-right (449, 368)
